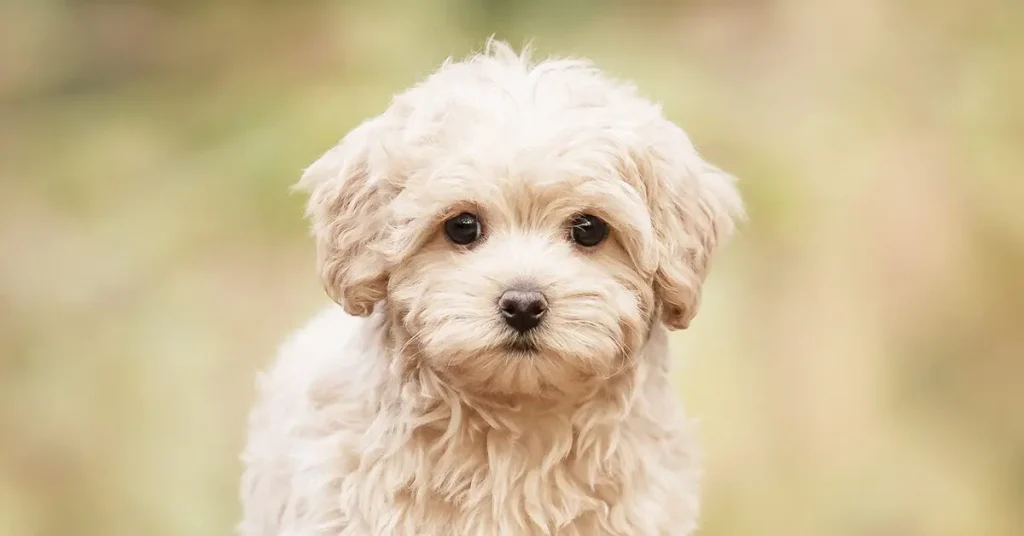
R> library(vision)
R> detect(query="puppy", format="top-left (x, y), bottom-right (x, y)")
top-left (239, 40), bottom-right (743, 536)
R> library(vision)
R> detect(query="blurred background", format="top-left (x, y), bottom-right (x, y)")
top-left (1, 0), bottom-right (1022, 535)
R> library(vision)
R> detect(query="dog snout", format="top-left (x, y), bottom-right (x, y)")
top-left (498, 290), bottom-right (547, 333)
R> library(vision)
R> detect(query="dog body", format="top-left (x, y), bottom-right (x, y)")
top-left (240, 41), bottom-right (742, 536)
top-left (240, 306), bottom-right (696, 535)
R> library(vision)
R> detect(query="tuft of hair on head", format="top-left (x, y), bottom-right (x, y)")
top-left (482, 36), bottom-right (533, 66)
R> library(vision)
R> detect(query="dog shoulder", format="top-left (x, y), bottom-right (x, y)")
top-left (240, 304), bottom-right (385, 535)
top-left (266, 304), bottom-right (381, 380)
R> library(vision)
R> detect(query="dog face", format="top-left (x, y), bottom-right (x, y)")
top-left (298, 42), bottom-right (742, 396)
top-left (381, 155), bottom-right (658, 397)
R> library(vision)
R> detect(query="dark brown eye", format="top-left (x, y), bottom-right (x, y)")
top-left (570, 214), bottom-right (609, 247)
top-left (444, 212), bottom-right (481, 245)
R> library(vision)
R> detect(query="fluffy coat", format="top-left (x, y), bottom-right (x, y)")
top-left (239, 41), bottom-right (743, 536)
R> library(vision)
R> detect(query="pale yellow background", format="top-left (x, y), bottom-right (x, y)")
top-left (1, 1), bottom-right (1021, 535)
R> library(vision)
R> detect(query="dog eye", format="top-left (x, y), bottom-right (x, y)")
top-left (570, 214), bottom-right (609, 247)
top-left (444, 212), bottom-right (482, 245)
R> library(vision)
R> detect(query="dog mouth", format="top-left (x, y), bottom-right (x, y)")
top-left (505, 337), bottom-right (539, 354)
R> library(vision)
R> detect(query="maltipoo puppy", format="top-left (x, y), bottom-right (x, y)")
top-left (239, 40), bottom-right (743, 536)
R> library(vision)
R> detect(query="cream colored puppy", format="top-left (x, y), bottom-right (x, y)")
top-left (239, 40), bottom-right (743, 536)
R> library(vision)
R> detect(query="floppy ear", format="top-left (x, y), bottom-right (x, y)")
top-left (647, 124), bottom-right (744, 330)
top-left (295, 120), bottom-right (392, 316)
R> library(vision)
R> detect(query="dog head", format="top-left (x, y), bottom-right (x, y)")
top-left (297, 41), bottom-right (742, 397)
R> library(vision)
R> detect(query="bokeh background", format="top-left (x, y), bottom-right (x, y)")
top-left (2, 1), bottom-right (1022, 535)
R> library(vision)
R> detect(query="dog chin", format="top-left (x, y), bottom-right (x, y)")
top-left (487, 342), bottom-right (625, 398)
top-left (503, 335), bottom-right (539, 355)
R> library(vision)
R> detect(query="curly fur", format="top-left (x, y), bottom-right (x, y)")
top-left (239, 40), bottom-right (743, 536)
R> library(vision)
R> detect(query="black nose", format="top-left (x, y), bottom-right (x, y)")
top-left (498, 290), bottom-right (547, 333)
